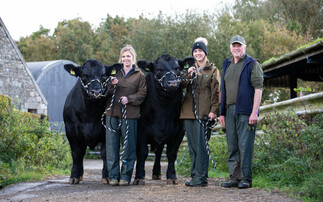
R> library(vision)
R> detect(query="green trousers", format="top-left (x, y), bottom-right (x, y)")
top-left (225, 105), bottom-right (256, 182)
top-left (184, 119), bottom-right (210, 184)
top-left (105, 116), bottom-right (137, 183)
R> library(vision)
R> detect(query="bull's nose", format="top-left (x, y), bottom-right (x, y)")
top-left (91, 90), bottom-right (102, 97)
top-left (168, 80), bottom-right (178, 87)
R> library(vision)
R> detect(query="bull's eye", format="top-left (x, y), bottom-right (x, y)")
top-left (174, 67), bottom-right (179, 71)
top-left (82, 74), bottom-right (89, 79)
top-left (156, 68), bottom-right (163, 73)
top-left (100, 75), bottom-right (107, 81)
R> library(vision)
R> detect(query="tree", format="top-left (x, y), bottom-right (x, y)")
top-left (129, 11), bottom-right (217, 62)
top-left (233, 0), bottom-right (322, 38)
top-left (95, 15), bottom-right (132, 64)
top-left (54, 18), bottom-right (96, 64)
top-left (261, 23), bottom-right (312, 60)
top-left (18, 26), bottom-right (58, 62)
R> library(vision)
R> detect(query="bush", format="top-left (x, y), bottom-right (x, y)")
top-left (255, 112), bottom-right (323, 200)
top-left (0, 97), bottom-right (71, 187)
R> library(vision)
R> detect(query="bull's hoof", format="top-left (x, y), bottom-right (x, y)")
top-left (133, 179), bottom-right (145, 185)
top-left (69, 178), bottom-right (80, 184)
top-left (101, 178), bottom-right (109, 184)
top-left (79, 176), bottom-right (83, 181)
top-left (152, 175), bottom-right (161, 180)
top-left (166, 179), bottom-right (179, 185)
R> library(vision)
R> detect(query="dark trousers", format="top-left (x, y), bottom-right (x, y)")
top-left (184, 119), bottom-right (210, 184)
top-left (225, 105), bottom-right (256, 182)
top-left (105, 116), bottom-right (137, 183)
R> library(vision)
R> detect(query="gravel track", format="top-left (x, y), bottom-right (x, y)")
top-left (0, 159), bottom-right (299, 202)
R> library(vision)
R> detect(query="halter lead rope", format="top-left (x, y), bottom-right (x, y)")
top-left (101, 86), bottom-right (129, 163)
top-left (154, 71), bottom-right (182, 91)
top-left (177, 70), bottom-right (218, 171)
top-left (80, 76), bottom-right (114, 97)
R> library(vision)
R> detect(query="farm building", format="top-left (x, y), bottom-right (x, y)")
top-left (0, 17), bottom-right (47, 114)
top-left (27, 60), bottom-right (78, 130)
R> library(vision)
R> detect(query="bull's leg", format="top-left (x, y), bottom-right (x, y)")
top-left (166, 123), bottom-right (185, 185)
top-left (100, 143), bottom-right (109, 184)
top-left (79, 145), bottom-right (87, 182)
top-left (165, 142), bottom-right (180, 185)
top-left (69, 143), bottom-right (84, 184)
top-left (133, 135), bottom-right (148, 185)
top-left (152, 145), bottom-right (164, 180)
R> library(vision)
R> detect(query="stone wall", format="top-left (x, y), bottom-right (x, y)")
top-left (0, 18), bottom-right (47, 114)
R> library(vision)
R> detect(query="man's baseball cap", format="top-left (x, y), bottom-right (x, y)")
top-left (230, 35), bottom-right (246, 46)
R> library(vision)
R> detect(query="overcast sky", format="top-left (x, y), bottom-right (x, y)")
top-left (1, 0), bottom-right (234, 40)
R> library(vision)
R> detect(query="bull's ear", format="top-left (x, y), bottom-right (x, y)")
top-left (137, 60), bottom-right (150, 72)
top-left (179, 56), bottom-right (195, 70)
top-left (105, 63), bottom-right (122, 76)
top-left (64, 64), bottom-right (80, 77)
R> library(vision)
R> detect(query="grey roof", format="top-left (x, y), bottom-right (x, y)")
top-left (27, 60), bottom-right (78, 130)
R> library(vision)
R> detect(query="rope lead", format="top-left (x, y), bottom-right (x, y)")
top-left (101, 85), bottom-right (129, 163)
top-left (189, 70), bottom-right (218, 171)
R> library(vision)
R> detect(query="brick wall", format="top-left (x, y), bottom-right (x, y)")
top-left (0, 18), bottom-right (47, 114)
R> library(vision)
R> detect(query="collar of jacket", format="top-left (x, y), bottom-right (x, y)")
top-left (229, 53), bottom-right (246, 63)
top-left (195, 60), bottom-right (213, 70)
top-left (121, 64), bottom-right (139, 75)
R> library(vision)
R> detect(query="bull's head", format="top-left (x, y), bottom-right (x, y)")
top-left (64, 59), bottom-right (122, 99)
top-left (138, 54), bottom-right (195, 91)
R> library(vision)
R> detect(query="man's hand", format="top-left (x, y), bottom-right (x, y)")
top-left (249, 112), bottom-right (258, 125)
top-left (219, 115), bottom-right (225, 127)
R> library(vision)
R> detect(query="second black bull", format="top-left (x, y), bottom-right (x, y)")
top-left (134, 54), bottom-right (195, 185)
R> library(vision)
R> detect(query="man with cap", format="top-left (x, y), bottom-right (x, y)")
top-left (219, 35), bottom-right (263, 188)
top-left (180, 37), bottom-right (221, 187)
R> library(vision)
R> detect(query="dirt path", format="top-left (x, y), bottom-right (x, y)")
top-left (0, 159), bottom-right (299, 202)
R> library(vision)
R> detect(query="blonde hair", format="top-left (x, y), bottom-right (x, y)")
top-left (118, 45), bottom-right (137, 65)
top-left (194, 37), bottom-right (208, 46)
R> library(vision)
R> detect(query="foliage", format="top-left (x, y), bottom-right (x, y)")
top-left (208, 131), bottom-right (229, 172)
top-left (261, 23), bottom-right (312, 60)
top-left (255, 112), bottom-right (323, 200)
top-left (0, 98), bottom-right (72, 188)
top-left (18, 26), bottom-right (59, 62)
top-left (55, 18), bottom-right (96, 64)
top-left (95, 14), bottom-right (132, 65)
top-left (293, 86), bottom-right (311, 93)
top-left (233, 0), bottom-right (322, 38)
top-left (17, 1), bottom-right (319, 68)
top-left (16, 0), bottom-right (320, 103)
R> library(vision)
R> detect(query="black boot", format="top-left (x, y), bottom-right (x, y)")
top-left (238, 180), bottom-right (252, 189)
top-left (221, 179), bottom-right (239, 188)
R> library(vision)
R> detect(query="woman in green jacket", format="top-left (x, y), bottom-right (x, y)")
top-left (105, 45), bottom-right (147, 186)
top-left (180, 37), bottom-right (221, 187)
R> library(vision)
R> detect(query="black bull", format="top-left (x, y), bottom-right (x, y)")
top-left (63, 59), bottom-right (122, 184)
top-left (133, 54), bottom-right (195, 185)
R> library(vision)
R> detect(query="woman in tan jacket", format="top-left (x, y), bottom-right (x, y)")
top-left (105, 45), bottom-right (147, 186)
top-left (180, 37), bottom-right (221, 187)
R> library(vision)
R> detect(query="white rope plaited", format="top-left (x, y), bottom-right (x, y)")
top-left (186, 70), bottom-right (217, 171)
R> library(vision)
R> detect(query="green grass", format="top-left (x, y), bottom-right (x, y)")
top-left (0, 168), bottom-right (70, 188)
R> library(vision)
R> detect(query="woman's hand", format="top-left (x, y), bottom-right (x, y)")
top-left (120, 96), bottom-right (128, 105)
top-left (111, 77), bottom-right (118, 85)
top-left (188, 66), bottom-right (196, 76)
top-left (208, 112), bottom-right (216, 121)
